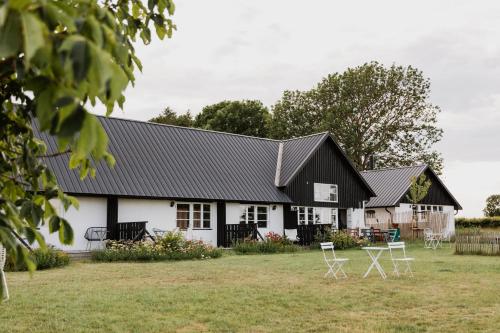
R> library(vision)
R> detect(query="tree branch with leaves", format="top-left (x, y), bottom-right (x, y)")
top-left (0, 0), bottom-right (176, 289)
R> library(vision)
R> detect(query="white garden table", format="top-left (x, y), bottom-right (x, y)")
top-left (361, 246), bottom-right (388, 279)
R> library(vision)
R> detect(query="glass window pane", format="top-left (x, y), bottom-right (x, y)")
top-left (248, 206), bottom-right (255, 223)
top-left (193, 220), bottom-right (201, 228)
top-left (203, 220), bottom-right (210, 228)
top-left (239, 206), bottom-right (247, 223)
top-left (193, 204), bottom-right (201, 211)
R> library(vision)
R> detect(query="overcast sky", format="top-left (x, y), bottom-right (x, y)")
top-left (96, 0), bottom-right (500, 217)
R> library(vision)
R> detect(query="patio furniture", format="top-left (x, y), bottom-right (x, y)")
top-left (320, 242), bottom-right (349, 279)
top-left (372, 228), bottom-right (384, 242)
top-left (152, 228), bottom-right (167, 239)
top-left (360, 229), bottom-right (375, 243)
top-left (383, 229), bottom-right (399, 242)
top-left (346, 228), bottom-right (359, 238)
top-left (0, 245), bottom-right (8, 301)
top-left (424, 228), bottom-right (433, 248)
top-left (361, 246), bottom-right (388, 279)
top-left (388, 242), bottom-right (414, 277)
top-left (84, 227), bottom-right (109, 251)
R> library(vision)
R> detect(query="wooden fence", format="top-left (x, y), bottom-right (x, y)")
top-left (113, 221), bottom-right (148, 241)
top-left (296, 224), bottom-right (331, 246)
top-left (223, 224), bottom-right (263, 247)
top-left (455, 229), bottom-right (500, 256)
top-left (365, 212), bottom-right (451, 240)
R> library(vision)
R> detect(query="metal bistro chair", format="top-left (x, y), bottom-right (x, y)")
top-left (423, 228), bottom-right (434, 248)
top-left (0, 245), bottom-right (9, 301)
top-left (84, 227), bottom-right (109, 251)
top-left (387, 242), bottom-right (415, 278)
top-left (152, 228), bottom-right (167, 239)
top-left (360, 229), bottom-right (374, 243)
top-left (320, 242), bottom-right (349, 280)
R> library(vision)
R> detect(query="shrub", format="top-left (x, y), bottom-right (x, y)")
top-left (91, 231), bottom-right (222, 262)
top-left (312, 230), bottom-right (369, 250)
top-left (5, 246), bottom-right (70, 272)
top-left (232, 235), bottom-right (300, 254)
top-left (455, 217), bottom-right (500, 229)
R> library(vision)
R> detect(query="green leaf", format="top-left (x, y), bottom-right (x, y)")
top-left (132, 3), bottom-right (141, 19)
top-left (48, 216), bottom-right (61, 233)
top-left (75, 114), bottom-right (98, 158)
top-left (70, 40), bottom-right (90, 82)
top-left (58, 105), bottom-right (87, 138)
top-left (59, 218), bottom-right (74, 244)
top-left (20, 12), bottom-right (46, 67)
top-left (0, 8), bottom-right (21, 59)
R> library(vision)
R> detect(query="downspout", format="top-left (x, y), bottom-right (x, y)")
top-left (384, 207), bottom-right (393, 225)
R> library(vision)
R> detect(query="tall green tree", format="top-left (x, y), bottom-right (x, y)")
top-left (270, 62), bottom-right (444, 173)
top-left (483, 195), bottom-right (500, 217)
top-left (194, 100), bottom-right (270, 137)
top-left (149, 107), bottom-right (193, 127)
top-left (0, 0), bottom-right (175, 280)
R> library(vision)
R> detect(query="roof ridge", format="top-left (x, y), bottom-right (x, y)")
top-left (281, 131), bottom-right (329, 142)
top-left (360, 164), bottom-right (427, 173)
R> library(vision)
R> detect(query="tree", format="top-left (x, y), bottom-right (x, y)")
top-left (0, 0), bottom-right (176, 282)
top-left (270, 62), bottom-right (444, 173)
top-left (149, 107), bottom-right (193, 127)
top-left (406, 174), bottom-right (432, 224)
top-left (483, 195), bottom-right (500, 217)
top-left (194, 100), bottom-right (270, 137)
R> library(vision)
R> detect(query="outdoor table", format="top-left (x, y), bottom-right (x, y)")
top-left (361, 246), bottom-right (389, 279)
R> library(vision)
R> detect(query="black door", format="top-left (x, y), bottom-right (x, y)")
top-left (338, 209), bottom-right (347, 230)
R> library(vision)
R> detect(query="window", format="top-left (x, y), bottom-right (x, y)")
top-left (314, 183), bottom-right (338, 202)
top-left (240, 205), bottom-right (268, 228)
top-left (292, 206), bottom-right (338, 227)
top-left (176, 203), bottom-right (211, 230)
top-left (176, 204), bottom-right (190, 230)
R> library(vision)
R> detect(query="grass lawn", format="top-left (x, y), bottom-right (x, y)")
top-left (1, 244), bottom-right (499, 333)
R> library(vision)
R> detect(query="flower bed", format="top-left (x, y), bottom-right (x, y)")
top-left (91, 231), bottom-right (222, 262)
top-left (312, 229), bottom-right (369, 250)
top-left (232, 232), bottom-right (301, 254)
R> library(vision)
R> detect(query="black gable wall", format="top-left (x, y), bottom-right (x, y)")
top-left (400, 169), bottom-right (457, 208)
top-left (282, 139), bottom-right (372, 208)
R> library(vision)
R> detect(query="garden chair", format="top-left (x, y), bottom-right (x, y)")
top-left (152, 228), bottom-right (167, 239)
top-left (387, 242), bottom-right (414, 277)
top-left (423, 228), bottom-right (433, 248)
top-left (0, 245), bottom-right (8, 301)
top-left (384, 229), bottom-right (399, 242)
top-left (360, 229), bottom-right (374, 243)
top-left (373, 228), bottom-right (384, 242)
top-left (320, 242), bottom-right (349, 279)
top-left (84, 227), bottom-right (108, 251)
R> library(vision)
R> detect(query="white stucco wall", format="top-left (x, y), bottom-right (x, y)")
top-left (118, 199), bottom-right (218, 246)
top-left (366, 207), bottom-right (395, 226)
top-left (225, 203), bottom-right (284, 238)
top-left (39, 196), bottom-right (107, 252)
top-left (347, 208), bottom-right (366, 229)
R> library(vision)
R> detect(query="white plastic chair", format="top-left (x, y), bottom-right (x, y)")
top-left (320, 242), bottom-right (349, 279)
top-left (388, 242), bottom-right (414, 277)
top-left (0, 245), bottom-right (9, 301)
top-left (423, 228), bottom-right (433, 248)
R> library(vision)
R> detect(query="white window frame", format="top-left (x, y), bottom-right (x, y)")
top-left (239, 205), bottom-right (269, 228)
top-left (314, 183), bottom-right (338, 203)
top-left (176, 202), bottom-right (212, 230)
top-left (292, 206), bottom-right (338, 228)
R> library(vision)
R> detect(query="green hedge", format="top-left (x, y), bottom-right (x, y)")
top-left (455, 217), bottom-right (500, 228)
top-left (5, 247), bottom-right (70, 272)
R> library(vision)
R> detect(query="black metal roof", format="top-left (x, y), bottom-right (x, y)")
top-left (361, 165), bottom-right (462, 209)
top-left (35, 116), bottom-right (373, 203)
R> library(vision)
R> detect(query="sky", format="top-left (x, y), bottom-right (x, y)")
top-left (96, 0), bottom-right (500, 217)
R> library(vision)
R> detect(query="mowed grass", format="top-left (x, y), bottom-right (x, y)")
top-left (1, 244), bottom-right (500, 333)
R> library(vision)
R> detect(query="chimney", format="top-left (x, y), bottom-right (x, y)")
top-left (368, 155), bottom-right (376, 170)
